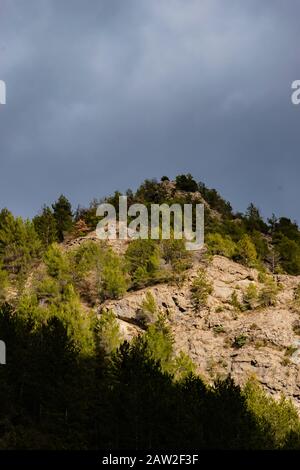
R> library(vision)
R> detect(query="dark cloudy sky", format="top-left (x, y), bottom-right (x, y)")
top-left (0, 0), bottom-right (299, 220)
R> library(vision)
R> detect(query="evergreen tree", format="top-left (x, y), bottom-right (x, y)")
top-left (135, 179), bottom-right (168, 204)
top-left (161, 237), bottom-right (192, 274)
top-left (144, 314), bottom-right (174, 372)
top-left (0, 209), bottom-right (41, 276)
top-left (206, 232), bottom-right (236, 258)
top-left (137, 291), bottom-right (158, 328)
top-left (243, 283), bottom-right (258, 310)
top-left (100, 251), bottom-right (128, 301)
top-left (95, 309), bottom-right (122, 357)
top-left (43, 243), bottom-right (70, 281)
top-left (245, 203), bottom-right (268, 233)
top-left (125, 239), bottom-right (161, 287)
top-left (33, 205), bottom-right (58, 247)
top-left (236, 234), bottom-right (257, 267)
top-left (276, 236), bottom-right (300, 275)
top-left (244, 377), bottom-right (300, 449)
top-left (52, 195), bottom-right (73, 241)
top-left (171, 351), bottom-right (196, 381)
top-left (175, 174), bottom-right (198, 192)
top-left (190, 269), bottom-right (213, 311)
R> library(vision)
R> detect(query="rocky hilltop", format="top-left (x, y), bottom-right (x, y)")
top-left (100, 248), bottom-right (300, 410)
top-left (3, 175), bottom-right (300, 448)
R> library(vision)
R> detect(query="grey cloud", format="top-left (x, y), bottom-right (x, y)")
top-left (0, 0), bottom-right (299, 221)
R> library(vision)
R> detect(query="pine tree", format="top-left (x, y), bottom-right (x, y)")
top-left (43, 243), bottom-right (70, 280)
top-left (0, 209), bottom-right (41, 275)
top-left (245, 203), bottom-right (267, 232)
top-left (100, 250), bottom-right (128, 300)
top-left (52, 195), bottom-right (73, 241)
top-left (33, 205), bottom-right (58, 247)
top-left (144, 314), bottom-right (174, 372)
top-left (175, 174), bottom-right (198, 192)
top-left (95, 309), bottom-right (122, 356)
top-left (125, 239), bottom-right (161, 287)
top-left (190, 269), bottom-right (213, 311)
top-left (137, 291), bottom-right (158, 327)
top-left (236, 234), bottom-right (257, 267)
top-left (171, 351), bottom-right (196, 381)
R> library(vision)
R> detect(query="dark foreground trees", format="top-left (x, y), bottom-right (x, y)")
top-left (0, 302), bottom-right (300, 450)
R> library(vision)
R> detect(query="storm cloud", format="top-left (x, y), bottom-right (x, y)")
top-left (0, 0), bottom-right (299, 220)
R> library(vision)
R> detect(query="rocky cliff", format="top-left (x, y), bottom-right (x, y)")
top-left (102, 253), bottom-right (300, 410)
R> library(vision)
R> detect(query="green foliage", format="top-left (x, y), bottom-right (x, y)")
top-left (175, 173), bottom-right (198, 192)
top-left (243, 283), bottom-right (258, 310)
top-left (135, 179), bottom-right (169, 204)
top-left (206, 232), bottom-right (236, 258)
top-left (74, 200), bottom-right (101, 230)
top-left (161, 237), bottom-right (191, 274)
top-left (257, 270), bottom-right (267, 283)
top-left (245, 204), bottom-right (268, 233)
top-left (251, 230), bottom-right (269, 260)
top-left (144, 314), bottom-right (174, 373)
top-left (230, 290), bottom-right (242, 311)
top-left (191, 269), bottom-right (213, 311)
top-left (35, 276), bottom-right (61, 303)
top-left (258, 276), bottom-right (280, 307)
top-left (102, 259), bottom-right (128, 300)
top-left (171, 351), bottom-right (196, 381)
top-left (44, 243), bottom-right (70, 280)
top-left (3, 175), bottom-right (300, 449)
top-left (1, 296), bottom-right (300, 449)
top-left (244, 378), bottom-right (300, 449)
top-left (70, 241), bottom-right (128, 302)
top-left (33, 206), bottom-right (58, 247)
top-left (272, 217), bottom-right (300, 244)
top-left (268, 217), bottom-right (300, 274)
top-left (236, 234), bottom-right (257, 267)
top-left (125, 239), bottom-right (161, 288)
top-left (0, 209), bottom-right (42, 277)
top-left (17, 283), bottom-right (94, 356)
top-left (276, 236), bottom-right (300, 275)
top-left (100, 249), bottom-right (128, 301)
top-left (71, 241), bottom-right (103, 279)
top-left (95, 309), bottom-right (122, 356)
top-left (232, 334), bottom-right (248, 349)
top-left (198, 182), bottom-right (232, 218)
top-left (137, 292), bottom-right (159, 327)
top-left (52, 286), bottom-right (95, 355)
top-left (213, 324), bottom-right (225, 334)
top-left (52, 194), bottom-right (73, 241)
top-left (15, 293), bottom-right (44, 329)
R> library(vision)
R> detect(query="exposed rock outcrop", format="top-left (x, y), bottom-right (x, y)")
top-left (102, 255), bottom-right (300, 410)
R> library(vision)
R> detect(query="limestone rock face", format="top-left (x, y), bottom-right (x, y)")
top-left (102, 255), bottom-right (300, 410)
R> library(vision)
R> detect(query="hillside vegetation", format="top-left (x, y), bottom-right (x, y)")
top-left (1, 174), bottom-right (300, 449)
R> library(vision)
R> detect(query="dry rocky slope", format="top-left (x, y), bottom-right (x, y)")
top-left (103, 251), bottom-right (300, 410)
top-left (66, 231), bottom-right (300, 410)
